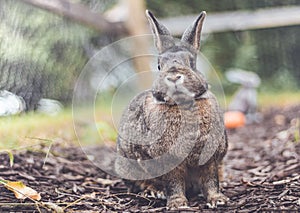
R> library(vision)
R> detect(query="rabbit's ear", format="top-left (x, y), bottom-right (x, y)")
top-left (146, 10), bottom-right (175, 53)
top-left (181, 11), bottom-right (206, 51)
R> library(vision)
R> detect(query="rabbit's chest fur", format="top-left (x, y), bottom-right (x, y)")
top-left (118, 89), bottom-right (224, 166)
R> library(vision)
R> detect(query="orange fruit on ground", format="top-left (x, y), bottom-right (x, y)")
top-left (224, 111), bottom-right (246, 129)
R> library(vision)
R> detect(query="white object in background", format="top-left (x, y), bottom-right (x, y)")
top-left (36, 98), bottom-right (63, 116)
top-left (0, 90), bottom-right (26, 116)
top-left (226, 68), bottom-right (261, 87)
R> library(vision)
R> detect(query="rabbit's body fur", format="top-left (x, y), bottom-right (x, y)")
top-left (115, 10), bottom-right (228, 209)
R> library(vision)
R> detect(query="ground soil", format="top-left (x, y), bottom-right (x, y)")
top-left (0, 105), bottom-right (299, 212)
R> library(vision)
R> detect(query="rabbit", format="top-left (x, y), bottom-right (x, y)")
top-left (115, 10), bottom-right (228, 209)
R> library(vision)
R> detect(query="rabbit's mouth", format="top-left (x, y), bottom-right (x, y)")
top-left (152, 89), bottom-right (195, 107)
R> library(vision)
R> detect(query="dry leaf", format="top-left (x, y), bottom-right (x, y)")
top-left (5, 181), bottom-right (41, 200)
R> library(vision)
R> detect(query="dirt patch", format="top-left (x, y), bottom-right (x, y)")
top-left (0, 105), bottom-right (299, 212)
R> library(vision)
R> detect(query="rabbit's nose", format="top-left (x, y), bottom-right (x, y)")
top-left (165, 74), bottom-right (184, 84)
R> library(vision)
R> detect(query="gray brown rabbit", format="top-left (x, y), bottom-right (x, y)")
top-left (115, 10), bottom-right (228, 209)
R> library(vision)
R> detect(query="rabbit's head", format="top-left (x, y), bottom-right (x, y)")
top-left (146, 10), bottom-right (208, 107)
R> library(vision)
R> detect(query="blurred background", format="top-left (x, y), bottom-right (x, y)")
top-left (0, 0), bottom-right (299, 147)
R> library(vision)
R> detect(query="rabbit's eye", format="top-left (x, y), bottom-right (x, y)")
top-left (157, 57), bottom-right (162, 70)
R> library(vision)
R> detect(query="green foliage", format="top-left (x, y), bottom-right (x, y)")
top-left (97, 121), bottom-right (117, 142)
top-left (294, 119), bottom-right (300, 143)
top-left (0, 0), bottom-right (89, 67)
top-left (257, 91), bottom-right (300, 107)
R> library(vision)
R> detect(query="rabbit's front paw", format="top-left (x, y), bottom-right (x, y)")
top-left (167, 195), bottom-right (188, 209)
top-left (206, 192), bottom-right (229, 209)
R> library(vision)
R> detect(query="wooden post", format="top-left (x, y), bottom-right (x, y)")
top-left (125, 0), bottom-right (153, 89)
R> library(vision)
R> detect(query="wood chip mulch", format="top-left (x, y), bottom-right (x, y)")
top-left (0, 105), bottom-right (299, 212)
